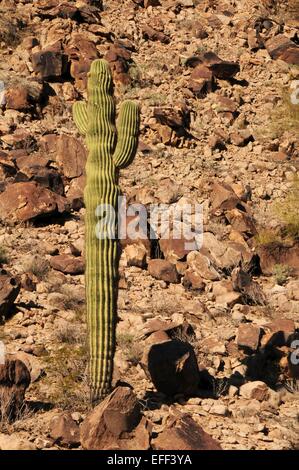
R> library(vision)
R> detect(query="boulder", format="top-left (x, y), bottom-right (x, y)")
top-left (124, 244), bottom-right (147, 268)
top-left (265, 35), bottom-right (299, 65)
top-left (211, 182), bottom-right (241, 215)
top-left (32, 47), bottom-right (69, 81)
top-left (237, 324), bottom-right (261, 352)
top-left (0, 358), bottom-right (30, 421)
top-left (257, 242), bottom-right (299, 275)
top-left (152, 413), bottom-right (222, 450)
top-left (0, 182), bottom-right (69, 222)
top-left (148, 259), bottom-right (179, 283)
top-left (186, 251), bottom-right (220, 281)
top-left (141, 339), bottom-right (199, 396)
top-left (40, 134), bottom-right (87, 179)
top-left (50, 412), bottom-right (80, 448)
top-left (80, 386), bottom-right (151, 450)
top-left (0, 270), bottom-right (20, 319)
top-left (50, 254), bottom-right (84, 275)
top-left (239, 381), bottom-right (270, 401)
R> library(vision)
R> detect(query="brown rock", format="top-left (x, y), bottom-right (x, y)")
top-left (50, 413), bottom-right (80, 448)
top-left (237, 323), bottom-right (261, 352)
top-left (189, 65), bottom-right (214, 97)
top-left (265, 35), bottom-right (299, 65)
top-left (141, 339), bottom-right (199, 396)
top-left (211, 181), bottom-right (241, 214)
top-left (257, 242), bottom-right (299, 275)
top-left (50, 254), bottom-right (84, 275)
top-left (142, 25), bottom-right (169, 44)
top-left (5, 87), bottom-right (29, 110)
top-left (0, 270), bottom-right (20, 319)
top-left (32, 48), bottom-right (69, 81)
top-left (80, 386), bottom-right (151, 450)
top-left (0, 182), bottom-right (69, 222)
top-left (247, 28), bottom-right (263, 50)
top-left (124, 244), bottom-right (147, 268)
top-left (230, 129), bottom-right (253, 147)
top-left (201, 51), bottom-right (240, 79)
top-left (226, 208), bottom-right (257, 237)
top-left (144, 0), bottom-right (161, 7)
top-left (152, 413), bottom-right (222, 450)
top-left (183, 269), bottom-right (205, 291)
top-left (0, 359), bottom-right (30, 421)
top-left (239, 381), bottom-right (270, 401)
top-left (159, 237), bottom-right (191, 262)
top-left (66, 175), bottom-right (86, 210)
top-left (105, 44), bottom-right (132, 86)
top-left (148, 259), bottom-right (179, 283)
top-left (186, 251), bottom-right (220, 281)
top-left (40, 134), bottom-right (87, 179)
top-left (264, 319), bottom-right (295, 346)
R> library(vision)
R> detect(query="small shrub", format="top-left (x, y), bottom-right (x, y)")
top-left (255, 229), bottom-right (282, 246)
top-left (55, 323), bottom-right (81, 344)
top-left (23, 255), bottom-right (50, 280)
top-left (274, 178), bottom-right (299, 241)
top-left (273, 264), bottom-right (291, 285)
top-left (0, 247), bottom-right (8, 264)
top-left (117, 333), bottom-right (143, 366)
top-left (41, 344), bottom-right (89, 411)
top-left (270, 89), bottom-right (299, 138)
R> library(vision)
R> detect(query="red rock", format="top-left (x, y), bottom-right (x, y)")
top-left (66, 35), bottom-right (99, 91)
top-left (5, 87), bottom-right (29, 110)
top-left (159, 237), bottom-right (191, 262)
top-left (230, 129), bottom-right (253, 147)
top-left (237, 323), bottom-right (261, 352)
top-left (187, 251), bottom-right (220, 281)
top-left (257, 242), bottom-right (299, 275)
top-left (189, 65), bottom-right (214, 97)
top-left (32, 48), bottom-right (69, 81)
top-left (264, 319), bottom-right (295, 346)
top-left (105, 44), bottom-right (132, 86)
top-left (141, 339), bottom-right (200, 396)
top-left (265, 35), bottom-right (299, 65)
top-left (0, 270), bottom-right (20, 319)
top-left (142, 25), bottom-right (169, 43)
top-left (201, 51), bottom-right (240, 79)
top-left (183, 269), bottom-right (205, 291)
top-left (239, 381), bottom-right (270, 401)
top-left (0, 358), bottom-right (30, 421)
top-left (50, 254), bottom-right (84, 275)
top-left (226, 208), bottom-right (257, 237)
top-left (80, 386), bottom-right (151, 450)
top-left (144, 0), bottom-right (161, 7)
top-left (40, 134), bottom-right (87, 179)
top-left (152, 413), bottom-right (222, 450)
top-left (50, 413), bottom-right (80, 448)
top-left (211, 181), bottom-right (241, 214)
top-left (0, 182), bottom-right (69, 222)
top-left (148, 259), bottom-right (179, 283)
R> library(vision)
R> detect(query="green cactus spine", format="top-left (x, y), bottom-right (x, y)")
top-left (73, 59), bottom-right (139, 403)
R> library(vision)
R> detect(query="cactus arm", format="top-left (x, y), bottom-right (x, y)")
top-left (113, 101), bottom-right (140, 169)
top-left (73, 102), bottom-right (88, 135)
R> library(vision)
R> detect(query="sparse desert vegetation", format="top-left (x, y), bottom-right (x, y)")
top-left (0, 0), bottom-right (298, 453)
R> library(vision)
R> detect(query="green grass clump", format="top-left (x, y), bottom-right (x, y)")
top-left (273, 263), bottom-right (291, 285)
top-left (274, 178), bottom-right (299, 241)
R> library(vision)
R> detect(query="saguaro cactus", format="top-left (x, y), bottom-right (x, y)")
top-left (73, 59), bottom-right (139, 403)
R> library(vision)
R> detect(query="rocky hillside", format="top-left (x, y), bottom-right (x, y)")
top-left (0, 0), bottom-right (298, 451)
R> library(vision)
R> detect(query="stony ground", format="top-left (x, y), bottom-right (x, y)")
top-left (0, 0), bottom-right (298, 451)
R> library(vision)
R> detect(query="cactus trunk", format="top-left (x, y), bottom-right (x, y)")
top-left (73, 60), bottom-right (139, 403)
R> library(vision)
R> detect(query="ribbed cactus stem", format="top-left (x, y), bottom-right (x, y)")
top-left (73, 59), bottom-right (139, 404)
